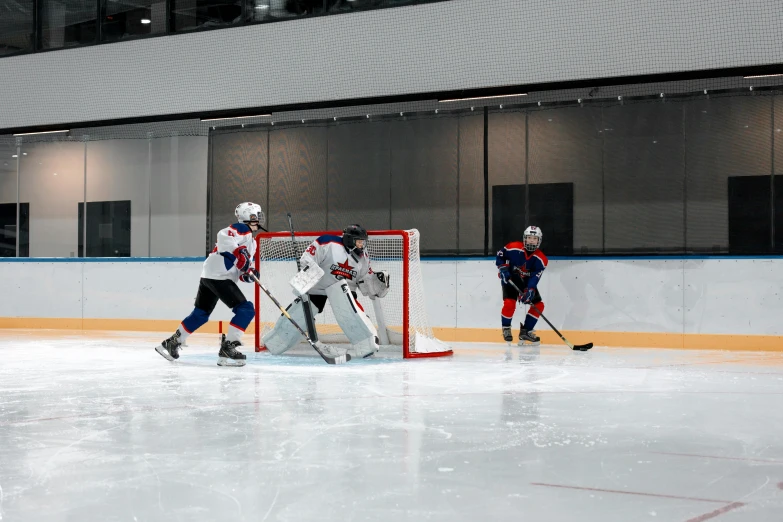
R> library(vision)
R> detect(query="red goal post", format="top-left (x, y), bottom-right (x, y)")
top-left (253, 229), bottom-right (452, 359)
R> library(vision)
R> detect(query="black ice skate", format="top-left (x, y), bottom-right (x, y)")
top-left (518, 327), bottom-right (540, 347)
top-left (156, 330), bottom-right (183, 361)
top-left (502, 327), bottom-right (513, 343)
top-left (218, 334), bottom-right (247, 367)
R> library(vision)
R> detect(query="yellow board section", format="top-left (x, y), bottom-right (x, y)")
top-left (432, 327), bottom-right (783, 352)
top-left (0, 317), bottom-right (255, 335)
top-left (0, 318), bottom-right (781, 351)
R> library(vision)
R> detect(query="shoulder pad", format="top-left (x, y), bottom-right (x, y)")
top-left (505, 241), bottom-right (525, 251)
top-left (229, 223), bottom-right (252, 235)
top-left (532, 250), bottom-right (548, 266)
top-left (316, 234), bottom-right (343, 245)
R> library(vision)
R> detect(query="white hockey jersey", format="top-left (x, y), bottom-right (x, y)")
top-left (300, 234), bottom-right (371, 296)
top-left (202, 223), bottom-right (257, 281)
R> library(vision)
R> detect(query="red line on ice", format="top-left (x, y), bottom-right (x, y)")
top-left (529, 483), bottom-right (731, 503)
top-left (651, 451), bottom-right (783, 464)
top-left (684, 502), bottom-right (745, 522)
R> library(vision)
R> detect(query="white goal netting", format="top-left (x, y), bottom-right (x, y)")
top-left (253, 229), bottom-right (451, 358)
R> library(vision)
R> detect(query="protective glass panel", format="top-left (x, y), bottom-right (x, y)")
top-left (19, 140), bottom-right (85, 257)
top-left (150, 136), bottom-right (208, 256)
top-left (0, 140), bottom-right (20, 256)
top-left (86, 139), bottom-right (150, 257)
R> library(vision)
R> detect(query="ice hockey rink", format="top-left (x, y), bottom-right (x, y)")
top-left (1, 331), bottom-right (781, 522)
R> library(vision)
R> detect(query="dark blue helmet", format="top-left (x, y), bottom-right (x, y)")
top-left (342, 224), bottom-right (368, 255)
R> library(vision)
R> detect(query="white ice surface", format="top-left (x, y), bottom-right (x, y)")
top-left (1, 332), bottom-right (782, 522)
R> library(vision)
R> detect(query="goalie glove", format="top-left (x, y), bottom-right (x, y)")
top-left (358, 270), bottom-right (390, 299)
top-left (290, 262), bottom-right (325, 296)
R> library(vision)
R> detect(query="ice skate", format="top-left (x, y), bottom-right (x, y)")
top-left (218, 334), bottom-right (247, 367)
top-left (518, 328), bottom-right (540, 347)
top-left (502, 327), bottom-right (513, 343)
top-left (156, 330), bottom-right (183, 361)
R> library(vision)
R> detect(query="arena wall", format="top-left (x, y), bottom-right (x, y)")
top-left (1, 257), bottom-right (781, 351)
top-left (2, 0), bottom-right (782, 130)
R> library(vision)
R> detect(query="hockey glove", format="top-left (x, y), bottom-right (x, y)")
top-left (239, 268), bottom-right (259, 283)
top-left (233, 246), bottom-right (252, 272)
top-left (498, 266), bottom-right (511, 284)
top-left (520, 287), bottom-right (535, 304)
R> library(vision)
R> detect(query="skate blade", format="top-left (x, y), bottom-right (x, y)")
top-left (517, 340), bottom-right (541, 347)
top-left (155, 344), bottom-right (175, 361)
top-left (217, 357), bottom-right (246, 367)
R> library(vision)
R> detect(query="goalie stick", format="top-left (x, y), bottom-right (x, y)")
top-left (287, 213), bottom-right (320, 343)
top-left (508, 280), bottom-right (593, 351)
top-left (250, 272), bottom-right (351, 364)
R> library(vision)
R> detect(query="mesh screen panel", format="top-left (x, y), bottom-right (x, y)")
top-left (254, 229), bottom-right (451, 357)
top-left (209, 130), bottom-right (269, 251)
top-left (604, 100), bottom-right (685, 253)
top-left (388, 117), bottom-right (459, 254)
top-left (268, 126), bottom-right (328, 232)
top-left (326, 121), bottom-right (392, 231)
top-left (3, 85), bottom-right (783, 258)
top-left (685, 96), bottom-right (773, 253)
top-left (456, 114), bottom-right (485, 254)
top-left (528, 105), bottom-right (603, 254)
top-left (487, 110), bottom-right (526, 252)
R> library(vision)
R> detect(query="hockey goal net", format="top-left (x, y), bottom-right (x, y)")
top-left (253, 229), bottom-right (452, 358)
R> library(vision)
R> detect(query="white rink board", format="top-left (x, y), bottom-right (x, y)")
top-left (0, 258), bottom-right (782, 335)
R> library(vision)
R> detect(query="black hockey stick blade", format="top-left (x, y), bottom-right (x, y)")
top-left (572, 342), bottom-right (593, 352)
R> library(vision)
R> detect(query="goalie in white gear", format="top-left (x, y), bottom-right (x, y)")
top-left (262, 224), bottom-right (390, 358)
top-left (156, 202), bottom-right (264, 367)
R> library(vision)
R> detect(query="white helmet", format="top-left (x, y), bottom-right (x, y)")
top-left (235, 202), bottom-right (265, 227)
top-left (523, 226), bottom-right (542, 252)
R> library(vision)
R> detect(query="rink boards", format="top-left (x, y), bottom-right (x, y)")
top-left (0, 257), bottom-right (782, 350)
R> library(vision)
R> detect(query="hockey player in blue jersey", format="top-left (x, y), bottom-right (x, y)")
top-left (156, 202), bottom-right (263, 367)
top-left (496, 226), bottom-right (548, 345)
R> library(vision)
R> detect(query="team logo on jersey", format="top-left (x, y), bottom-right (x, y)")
top-left (330, 258), bottom-right (357, 280)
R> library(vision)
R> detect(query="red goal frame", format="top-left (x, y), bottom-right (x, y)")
top-left (253, 229), bottom-right (452, 359)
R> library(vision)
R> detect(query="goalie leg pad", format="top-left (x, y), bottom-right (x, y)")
top-left (325, 282), bottom-right (379, 357)
top-left (262, 298), bottom-right (308, 355)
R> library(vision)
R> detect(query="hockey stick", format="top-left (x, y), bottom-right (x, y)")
top-left (508, 280), bottom-right (593, 351)
top-left (286, 213), bottom-right (320, 342)
top-left (250, 273), bottom-right (351, 364)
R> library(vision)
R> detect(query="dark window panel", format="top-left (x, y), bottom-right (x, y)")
top-left (78, 200), bottom-right (132, 257)
top-left (41, 0), bottom-right (98, 49)
top-left (102, 0), bottom-right (167, 41)
top-left (0, 0), bottom-right (34, 55)
top-left (171, 0), bottom-right (244, 31)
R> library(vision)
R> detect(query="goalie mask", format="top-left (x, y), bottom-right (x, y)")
top-left (235, 202), bottom-right (265, 231)
top-left (342, 224), bottom-right (368, 256)
top-left (523, 226), bottom-right (543, 252)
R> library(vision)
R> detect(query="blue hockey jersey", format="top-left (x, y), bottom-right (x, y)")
top-left (495, 241), bottom-right (549, 289)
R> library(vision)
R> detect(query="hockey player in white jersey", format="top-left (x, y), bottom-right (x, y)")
top-left (262, 224), bottom-right (390, 359)
top-left (156, 202), bottom-right (263, 367)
